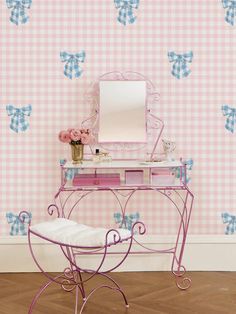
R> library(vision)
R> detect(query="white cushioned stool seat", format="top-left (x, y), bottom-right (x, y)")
top-left (30, 218), bottom-right (131, 247)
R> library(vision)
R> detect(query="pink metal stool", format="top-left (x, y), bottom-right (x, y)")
top-left (25, 212), bottom-right (145, 314)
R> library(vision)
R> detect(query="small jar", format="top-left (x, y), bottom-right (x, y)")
top-left (102, 152), bottom-right (112, 162)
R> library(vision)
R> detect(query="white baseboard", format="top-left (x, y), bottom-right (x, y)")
top-left (0, 235), bottom-right (235, 272)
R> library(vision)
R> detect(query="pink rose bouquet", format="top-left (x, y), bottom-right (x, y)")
top-left (58, 128), bottom-right (93, 145)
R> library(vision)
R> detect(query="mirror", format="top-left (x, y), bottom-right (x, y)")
top-left (98, 81), bottom-right (147, 143)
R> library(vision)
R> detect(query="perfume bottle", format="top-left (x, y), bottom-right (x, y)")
top-left (93, 149), bottom-right (101, 163)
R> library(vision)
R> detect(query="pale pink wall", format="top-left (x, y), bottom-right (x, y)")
top-left (1, 1), bottom-right (235, 235)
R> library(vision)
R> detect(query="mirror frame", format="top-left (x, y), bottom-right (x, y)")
top-left (82, 71), bottom-right (164, 161)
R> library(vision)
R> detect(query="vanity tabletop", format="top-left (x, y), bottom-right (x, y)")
top-left (63, 160), bottom-right (183, 169)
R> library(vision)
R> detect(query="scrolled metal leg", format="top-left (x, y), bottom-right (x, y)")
top-left (172, 259), bottom-right (191, 290)
top-left (28, 274), bottom-right (63, 314)
top-left (170, 190), bottom-right (194, 290)
top-left (79, 285), bottom-right (129, 314)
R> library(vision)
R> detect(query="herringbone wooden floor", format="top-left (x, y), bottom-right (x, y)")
top-left (0, 272), bottom-right (236, 314)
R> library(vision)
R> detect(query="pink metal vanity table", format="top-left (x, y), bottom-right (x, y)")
top-left (54, 158), bottom-right (194, 290)
top-left (54, 71), bottom-right (194, 290)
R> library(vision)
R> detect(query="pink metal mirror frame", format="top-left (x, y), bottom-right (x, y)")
top-left (82, 71), bottom-right (164, 161)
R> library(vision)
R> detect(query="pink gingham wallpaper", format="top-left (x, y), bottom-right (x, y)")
top-left (1, 0), bottom-right (236, 235)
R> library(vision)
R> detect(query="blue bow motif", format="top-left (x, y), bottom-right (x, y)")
top-left (114, 0), bottom-right (139, 26)
top-left (6, 104), bottom-right (32, 133)
top-left (222, 212), bottom-right (236, 234)
top-left (184, 159), bottom-right (194, 171)
top-left (59, 159), bottom-right (67, 166)
top-left (6, 212), bottom-right (32, 236)
top-left (114, 212), bottom-right (140, 231)
top-left (222, 0), bottom-right (236, 26)
top-left (168, 51), bottom-right (193, 79)
top-left (222, 105), bottom-right (236, 133)
top-left (6, 0), bottom-right (32, 25)
top-left (60, 51), bottom-right (86, 79)
top-left (58, 160), bottom-right (78, 180)
top-left (175, 158), bottom-right (194, 184)
top-left (65, 169), bottom-right (78, 180)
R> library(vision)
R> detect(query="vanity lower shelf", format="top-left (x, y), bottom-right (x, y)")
top-left (62, 159), bottom-right (187, 189)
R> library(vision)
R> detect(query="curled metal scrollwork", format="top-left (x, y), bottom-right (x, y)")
top-left (172, 265), bottom-right (191, 290)
top-left (131, 221), bottom-right (146, 236)
top-left (172, 264), bottom-right (186, 277)
top-left (61, 267), bottom-right (77, 292)
top-left (105, 229), bottom-right (122, 245)
top-left (47, 204), bottom-right (60, 218)
top-left (18, 211), bottom-right (32, 224)
top-left (147, 112), bottom-right (162, 130)
top-left (175, 276), bottom-right (191, 290)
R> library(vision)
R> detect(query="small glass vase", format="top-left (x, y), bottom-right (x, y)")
top-left (70, 143), bottom-right (84, 164)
